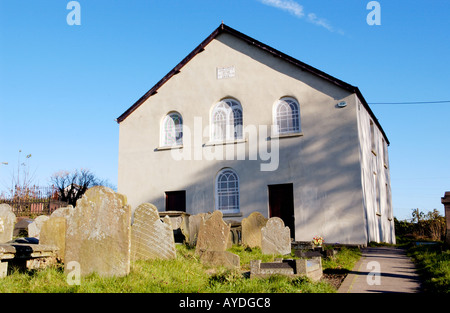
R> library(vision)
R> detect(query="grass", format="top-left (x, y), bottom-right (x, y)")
top-left (0, 244), bottom-right (361, 293)
top-left (406, 242), bottom-right (450, 293)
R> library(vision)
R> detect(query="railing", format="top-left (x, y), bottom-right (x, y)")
top-left (0, 198), bottom-right (69, 216)
top-left (0, 185), bottom-right (68, 217)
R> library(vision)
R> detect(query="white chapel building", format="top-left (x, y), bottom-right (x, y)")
top-left (117, 24), bottom-right (395, 245)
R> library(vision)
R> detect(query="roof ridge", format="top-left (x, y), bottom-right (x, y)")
top-left (116, 23), bottom-right (389, 144)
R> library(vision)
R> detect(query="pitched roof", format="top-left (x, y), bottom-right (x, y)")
top-left (116, 23), bottom-right (389, 145)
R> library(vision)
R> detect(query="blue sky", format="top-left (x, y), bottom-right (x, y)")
top-left (0, 0), bottom-right (449, 220)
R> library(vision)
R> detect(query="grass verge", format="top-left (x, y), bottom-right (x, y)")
top-left (0, 244), bottom-right (361, 293)
top-left (406, 242), bottom-right (450, 293)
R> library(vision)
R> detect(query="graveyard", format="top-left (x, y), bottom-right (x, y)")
top-left (0, 186), bottom-right (361, 293)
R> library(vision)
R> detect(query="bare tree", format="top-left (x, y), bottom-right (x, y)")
top-left (51, 169), bottom-right (113, 206)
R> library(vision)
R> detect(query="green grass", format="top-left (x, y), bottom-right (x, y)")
top-left (322, 246), bottom-right (362, 272)
top-left (407, 243), bottom-right (450, 293)
top-left (0, 244), bottom-right (360, 293)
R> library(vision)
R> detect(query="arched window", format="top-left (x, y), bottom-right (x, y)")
top-left (274, 97), bottom-right (301, 135)
top-left (161, 112), bottom-right (183, 147)
top-left (211, 99), bottom-right (243, 141)
top-left (215, 168), bottom-right (240, 213)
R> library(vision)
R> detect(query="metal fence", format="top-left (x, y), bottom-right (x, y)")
top-left (0, 185), bottom-right (69, 216)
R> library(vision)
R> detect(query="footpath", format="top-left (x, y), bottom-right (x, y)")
top-left (338, 246), bottom-right (422, 293)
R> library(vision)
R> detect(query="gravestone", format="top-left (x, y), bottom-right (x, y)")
top-left (188, 213), bottom-right (211, 246)
top-left (50, 205), bottom-right (73, 219)
top-left (295, 258), bottom-right (323, 281)
top-left (441, 192), bottom-right (450, 245)
top-left (195, 211), bottom-right (239, 268)
top-left (39, 217), bottom-right (66, 262)
top-left (261, 217), bottom-right (291, 255)
top-left (27, 215), bottom-right (49, 238)
top-left (241, 212), bottom-right (267, 248)
top-left (64, 186), bottom-right (131, 277)
top-left (0, 204), bottom-right (15, 243)
top-left (158, 211), bottom-right (190, 244)
top-left (131, 203), bottom-right (176, 261)
top-left (195, 211), bottom-right (230, 255)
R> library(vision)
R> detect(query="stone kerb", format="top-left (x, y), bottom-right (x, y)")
top-left (130, 203), bottom-right (176, 261)
top-left (241, 212), bottom-right (268, 248)
top-left (261, 217), bottom-right (291, 255)
top-left (64, 186), bottom-right (131, 277)
top-left (0, 204), bottom-right (16, 243)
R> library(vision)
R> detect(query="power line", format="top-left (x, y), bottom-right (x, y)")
top-left (369, 100), bottom-right (450, 105)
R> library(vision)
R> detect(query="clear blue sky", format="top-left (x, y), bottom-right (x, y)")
top-left (1, 0), bottom-right (449, 221)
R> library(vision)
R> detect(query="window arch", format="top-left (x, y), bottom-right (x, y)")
top-left (273, 97), bottom-right (301, 135)
top-left (211, 98), bottom-right (243, 141)
top-left (161, 112), bottom-right (183, 147)
top-left (215, 168), bottom-right (240, 213)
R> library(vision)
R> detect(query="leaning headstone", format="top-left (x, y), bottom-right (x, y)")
top-left (27, 215), bottom-right (49, 238)
top-left (0, 204), bottom-right (16, 243)
top-left (241, 212), bottom-right (268, 248)
top-left (261, 217), bottom-right (291, 255)
top-left (131, 203), bottom-right (176, 261)
top-left (195, 211), bottom-right (230, 255)
top-left (64, 186), bottom-right (131, 277)
top-left (40, 217), bottom-right (66, 262)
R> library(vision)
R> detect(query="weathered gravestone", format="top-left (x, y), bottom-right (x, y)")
top-left (39, 217), bottom-right (66, 262)
top-left (64, 186), bottom-right (131, 277)
top-left (131, 203), bottom-right (176, 261)
top-left (188, 213), bottom-right (211, 246)
top-left (241, 212), bottom-right (268, 248)
top-left (195, 211), bottom-right (240, 269)
top-left (195, 211), bottom-right (230, 254)
top-left (261, 217), bottom-right (291, 255)
top-left (27, 215), bottom-right (49, 238)
top-left (50, 205), bottom-right (73, 219)
top-left (0, 204), bottom-right (15, 243)
top-left (158, 211), bottom-right (190, 244)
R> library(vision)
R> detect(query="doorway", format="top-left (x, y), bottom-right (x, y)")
top-left (165, 190), bottom-right (186, 212)
top-left (268, 183), bottom-right (295, 239)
